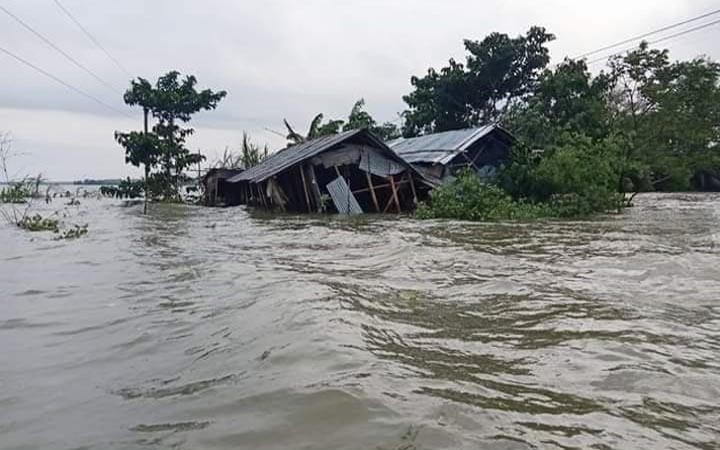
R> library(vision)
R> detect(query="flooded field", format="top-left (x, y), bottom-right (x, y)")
top-left (1, 193), bottom-right (720, 449)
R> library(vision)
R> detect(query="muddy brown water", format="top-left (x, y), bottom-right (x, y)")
top-left (1, 193), bottom-right (720, 450)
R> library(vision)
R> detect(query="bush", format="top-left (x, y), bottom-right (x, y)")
top-left (17, 214), bottom-right (59, 232)
top-left (532, 139), bottom-right (623, 216)
top-left (418, 134), bottom-right (625, 221)
top-left (0, 181), bottom-right (31, 204)
top-left (416, 170), bottom-right (552, 221)
top-left (56, 224), bottom-right (88, 240)
top-left (100, 177), bottom-right (144, 199)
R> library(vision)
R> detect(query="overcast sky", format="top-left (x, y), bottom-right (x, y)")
top-left (1, 0), bottom-right (718, 180)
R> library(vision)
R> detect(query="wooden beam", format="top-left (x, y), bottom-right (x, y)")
top-left (213, 176), bottom-right (219, 206)
top-left (351, 179), bottom-right (409, 195)
top-left (365, 172), bottom-right (380, 212)
top-left (269, 178), bottom-right (287, 212)
top-left (307, 164), bottom-right (323, 213)
top-left (461, 152), bottom-right (482, 172)
top-left (256, 183), bottom-right (267, 210)
top-left (408, 172), bottom-right (418, 204)
top-left (388, 175), bottom-right (401, 213)
top-left (383, 193), bottom-right (395, 213)
top-left (299, 165), bottom-right (312, 213)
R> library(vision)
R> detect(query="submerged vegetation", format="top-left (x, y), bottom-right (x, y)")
top-left (1, 133), bottom-right (89, 239)
top-left (17, 214), bottom-right (59, 232)
top-left (0, 179), bottom-right (33, 204)
top-left (99, 178), bottom-right (144, 199)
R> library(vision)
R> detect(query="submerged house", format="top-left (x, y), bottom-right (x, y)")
top-left (387, 124), bottom-right (515, 184)
top-left (224, 128), bottom-right (430, 214)
top-left (202, 168), bottom-right (244, 206)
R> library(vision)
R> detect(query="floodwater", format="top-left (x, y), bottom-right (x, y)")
top-left (1, 193), bottom-right (720, 450)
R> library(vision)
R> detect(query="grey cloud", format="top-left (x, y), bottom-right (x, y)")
top-left (1, 0), bottom-right (718, 179)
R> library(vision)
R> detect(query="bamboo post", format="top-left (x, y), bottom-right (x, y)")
top-left (365, 172), bottom-right (380, 212)
top-left (383, 193), bottom-right (394, 213)
top-left (408, 172), bottom-right (418, 204)
top-left (388, 175), bottom-right (401, 213)
top-left (259, 182), bottom-right (268, 210)
top-left (255, 183), bottom-right (264, 208)
top-left (269, 178), bottom-right (287, 212)
top-left (299, 165), bottom-right (312, 213)
top-left (307, 164), bottom-right (323, 213)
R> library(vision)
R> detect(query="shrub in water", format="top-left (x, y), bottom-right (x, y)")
top-left (17, 214), bottom-right (59, 232)
top-left (416, 170), bottom-right (551, 221)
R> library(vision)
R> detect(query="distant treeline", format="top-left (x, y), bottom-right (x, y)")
top-left (73, 179), bottom-right (122, 186)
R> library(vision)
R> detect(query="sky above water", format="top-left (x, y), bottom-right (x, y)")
top-left (1, 0), bottom-right (718, 180)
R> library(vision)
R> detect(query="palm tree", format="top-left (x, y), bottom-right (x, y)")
top-left (283, 114), bottom-right (344, 146)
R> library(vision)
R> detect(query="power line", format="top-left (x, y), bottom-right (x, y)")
top-left (0, 45), bottom-right (131, 117)
top-left (0, 4), bottom-right (121, 94)
top-left (586, 18), bottom-right (720, 66)
top-left (52, 0), bottom-right (132, 79)
top-left (575, 8), bottom-right (720, 60)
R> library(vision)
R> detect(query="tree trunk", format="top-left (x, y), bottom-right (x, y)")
top-left (143, 107), bottom-right (149, 215)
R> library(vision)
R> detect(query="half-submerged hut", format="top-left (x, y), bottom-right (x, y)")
top-left (225, 129), bottom-right (429, 214)
top-left (388, 124), bottom-right (514, 184)
top-left (202, 168), bottom-right (244, 206)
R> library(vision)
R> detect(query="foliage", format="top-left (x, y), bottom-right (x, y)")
top-left (419, 133), bottom-right (625, 221)
top-left (16, 214), bottom-right (88, 239)
top-left (402, 27), bottom-right (555, 136)
top-left (343, 99), bottom-right (402, 140)
top-left (116, 71), bottom-right (227, 203)
top-left (606, 42), bottom-right (720, 191)
top-left (416, 170), bottom-right (551, 221)
top-left (503, 134), bottom-right (625, 216)
top-left (284, 115), bottom-right (342, 145)
top-left (212, 132), bottom-right (269, 170)
top-left (284, 99), bottom-right (401, 145)
top-left (55, 224), bottom-right (88, 240)
top-left (239, 133), bottom-right (269, 168)
top-left (0, 181), bottom-right (31, 204)
top-left (100, 178), bottom-right (144, 199)
top-left (17, 214), bottom-right (59, 232)
top-left (504, 59), bottom-right (613, 148)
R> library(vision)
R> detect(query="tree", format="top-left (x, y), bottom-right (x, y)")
top-left (402, 27), bottom-right (555, 136)
top-left (608, 42), bottom-right (720, 190)
top-left (283, 114), bottom-right (344, 145)
top-left (213, 132), bottom-right (269, 169)
top-left (504, 59), bottom-right (614, 149)
top-left (343, 98), bottom-right (401, 140)
top-left (284, 99), bottom-right (401, 146)
top-left (116, 71), bottom-right (226, 209)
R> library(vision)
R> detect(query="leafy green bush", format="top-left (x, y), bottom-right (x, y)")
top-left (531, 137), bottom-right (624, 216)
top-left (416, 170), bottom-right (552, 221)
top-left (0, 181), bottom-right (31, 204)
top-left (100, 177), bottom-right (144, 199)
top-left (419, 134), bottom-right (625, 221)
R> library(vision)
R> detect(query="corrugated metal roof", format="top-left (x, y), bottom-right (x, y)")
top-left (228, 129), bottom-right (366, 184)
top-left (388, 124), bottom-right (511, 165)
top-left (326, 176), bottom-right (363, 215)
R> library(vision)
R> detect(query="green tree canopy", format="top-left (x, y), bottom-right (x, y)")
top-left (115, 71), bottom-right (226, 204)
top-left (402, 26), bottom-right (555, 136)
